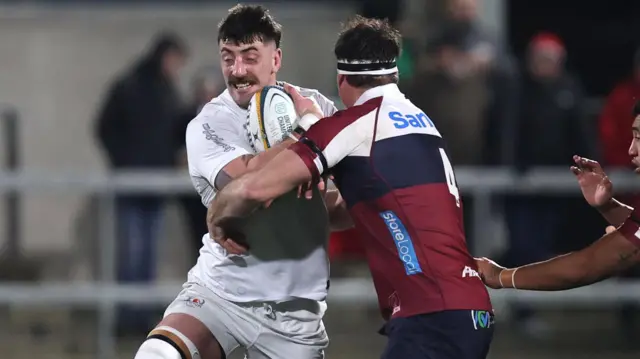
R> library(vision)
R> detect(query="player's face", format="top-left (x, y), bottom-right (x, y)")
top-left (219, 40), bottom-right (282, 108)
top-left (630, 115), bottom-right (640, 169)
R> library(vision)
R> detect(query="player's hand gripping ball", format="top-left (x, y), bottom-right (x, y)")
top-left (246, 85), bottom-right (298, 153)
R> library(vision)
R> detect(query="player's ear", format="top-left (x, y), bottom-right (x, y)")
top-left (273, 48), bottom-right (282, 72)
top-left (337, 74), bottom-right (346, 88)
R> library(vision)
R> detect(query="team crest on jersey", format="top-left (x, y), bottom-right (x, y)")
top-left (389, 292), bottom-right (401, 315)
top-left (184, 296), bottom-right (205, 308)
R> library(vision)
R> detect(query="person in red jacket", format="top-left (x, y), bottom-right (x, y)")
top-left (329, 229), bottom-right (365, 260)
top-left (599, 49), bottom-right (640, 167)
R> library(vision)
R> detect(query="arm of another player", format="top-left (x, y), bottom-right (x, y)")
top-left (571, 155), bottom-right (633, 226)
top-left (212, 138), bottom-right (297, 190)
top-left (476, 218), bottom-right (640, 291)
top-left (324, 186), bottom-right (354, 231)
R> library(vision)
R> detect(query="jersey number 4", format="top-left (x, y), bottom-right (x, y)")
top-left (439, 148), bottom-right (461, 207)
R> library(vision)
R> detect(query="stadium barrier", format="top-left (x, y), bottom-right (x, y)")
top-left (0, 167), bottom-right (639, 358)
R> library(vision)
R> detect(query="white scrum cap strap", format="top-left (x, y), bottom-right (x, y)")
top-left (336, 58), bottom-right (398, 75)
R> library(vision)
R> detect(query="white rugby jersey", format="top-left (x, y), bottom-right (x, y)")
top-left (185, 84), bottom-right (337, 302)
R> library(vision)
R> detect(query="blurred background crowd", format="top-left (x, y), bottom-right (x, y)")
top-left (1, 0), bottom-right (640, 358)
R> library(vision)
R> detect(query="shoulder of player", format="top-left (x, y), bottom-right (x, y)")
top-left (288, 84), bottom-right (336, 114)
top-left (330, 97), bottom-right (382, 120)
top-left (293, 85), bottom-right (323, 98)
top-left (185, 101), bottom-right (236, 138)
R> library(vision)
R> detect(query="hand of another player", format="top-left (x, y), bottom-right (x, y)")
top-left (474, 257), bottom-right (506, 289)
top-left (297, 174), bottom-right (333, 199)
top-left (208, 217), bottom-right (249, 256)
top-left (283, 83), bottom-right (323, 130)
top-left (570, 155), bottom-right (613, 208)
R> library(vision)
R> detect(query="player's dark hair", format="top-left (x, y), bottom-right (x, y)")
top-left (334, 15), bottom-right (401, 88)
top-left (633, 100), bottom-right (640, 117)
top-left (217, 4), bottom-right (282, 48)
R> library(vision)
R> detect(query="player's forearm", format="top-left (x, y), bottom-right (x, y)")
top-left (208, 176), bottom-right (262, 228)
top-left (215, 138), bottom-right (297, 191)
top-left (246, 138), bottom-right (296, 172)
top-left (498, 253), bottom-right (600, 291)
top-left (597, 198), bottom-right (633, 226)
top-left (499, 231), bottom-right (640, 291)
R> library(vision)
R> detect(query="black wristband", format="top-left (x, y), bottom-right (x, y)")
top-left (293, 126), bottom-right (306, 138)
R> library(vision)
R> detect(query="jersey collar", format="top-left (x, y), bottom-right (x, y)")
top-left (221, 89), bottom-right (247, 113)
top-left (354, 83), bottom-right (403, 106)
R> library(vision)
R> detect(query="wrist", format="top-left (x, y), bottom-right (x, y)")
top-left (595, 198), bottom-right (617, 212)
top-left (499, 268), bottom-right (517, 289)
top-left (290, 126), bottom-right (306, 140)
top-left (298, 112), bottom-right (321, 131)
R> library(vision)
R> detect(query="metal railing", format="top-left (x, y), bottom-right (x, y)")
top-left (0, 167), bottom-right (639, 358)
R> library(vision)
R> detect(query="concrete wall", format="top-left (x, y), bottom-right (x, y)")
top-left (0, 3), bottom-right (354, 263)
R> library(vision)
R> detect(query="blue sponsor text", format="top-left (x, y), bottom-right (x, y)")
top-left (389, 111), bottom-right (435, 129)
top-left (380, 210), bottom-right (423, 275)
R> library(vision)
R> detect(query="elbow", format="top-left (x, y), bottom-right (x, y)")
top-left (328, 203), bottom-right (354, 231)
top-left (329, 216), bottom-right (354, 232)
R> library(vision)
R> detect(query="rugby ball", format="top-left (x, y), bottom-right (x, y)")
top-left (246, 85), bottom-right (297, 153)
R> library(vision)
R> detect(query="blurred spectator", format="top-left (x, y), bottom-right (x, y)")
top-left (360, 0), bottom-right (402, 26)
top-left (94, 31), bottom-right (188, 335)
top-left (329, 228), bottom-right (364, 261)
top-left (599, 47), bottom-right (640, 168)
top-left (407, 0), bottom-right (517, 166)
top-left (359, 0), bottom-right (415, 78)
top-left (507, 33), bottom-right (594, 171)
top-left (174, 67), bottom-right (225, 262)
top-left (500, 32), bottom-right (594, 335)
top-left (404, 0), bottom-right (518, 249)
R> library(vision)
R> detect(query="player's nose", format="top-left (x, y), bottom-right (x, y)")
top-left (231, 59), bottom-right (247, 77)
top-left (629, 139), bottom-right (638, 157)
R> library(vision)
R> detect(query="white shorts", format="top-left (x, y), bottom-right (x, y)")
top-left (164, 282), bottom-right (328, 359)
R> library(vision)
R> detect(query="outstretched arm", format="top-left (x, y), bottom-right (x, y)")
top-left (477, 217), bottom-right (640, 291)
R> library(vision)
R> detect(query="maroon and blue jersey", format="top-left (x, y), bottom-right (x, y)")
top-left (290, 84), bottom-right (492, 320)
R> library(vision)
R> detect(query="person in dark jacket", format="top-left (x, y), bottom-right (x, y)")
top-left (174, 67), bottom-right (225, 262)
top-left (502, 32), bottom-right (596, 335)
top-left (95, 31), bottom-right (188, 334)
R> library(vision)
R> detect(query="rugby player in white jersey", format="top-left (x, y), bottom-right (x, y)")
top-left (133, 5), bottom-right (351, 359)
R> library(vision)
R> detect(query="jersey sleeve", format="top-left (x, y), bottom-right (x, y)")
top-left (293, 86), bottom-right (338, 117)
top-left (313, 93), bottom-right (338, 117)
top-left (617, 208), bottom-right (640, 248)
top-left (186, 109), bottom-right (251, 189)
top-left (289, 97), bottom-right (382, 179)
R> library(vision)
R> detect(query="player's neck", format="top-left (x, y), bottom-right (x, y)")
top-left (344, 89), bottom-right (367, 108)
